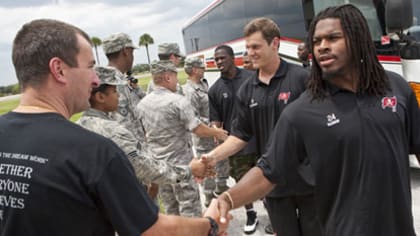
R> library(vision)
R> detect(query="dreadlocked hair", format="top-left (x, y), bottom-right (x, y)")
top-left (307, 4), bottom-right (390, 100)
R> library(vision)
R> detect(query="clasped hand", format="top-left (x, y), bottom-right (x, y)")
top-left (189, 155), bottom-right (218, 183)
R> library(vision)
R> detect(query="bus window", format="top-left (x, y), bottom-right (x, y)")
top-left (182, 0), bottom-right (307, 54)
top-left (313, 0), bottom-right (345, 15)
top-left (409, 26), bottom-right (420, 41)
top-left (410, 0), bottom-right (420, 40)
top-left (312, 0), bottom-right (383, 41)
top-left (351, 0), bottom-right (383, 41)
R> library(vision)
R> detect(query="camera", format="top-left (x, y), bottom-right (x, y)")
top-left (126, 71), bottom-right (138, 84)
top-left (128, 77), bottom-right (138, 84)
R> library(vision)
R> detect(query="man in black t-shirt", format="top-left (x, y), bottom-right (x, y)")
top-left (214, 5), bottom-right (420, 236)
top-left (204, 18), bottom-right (321, 236)
top-left (208, 45), bottom-right (260, 234)
top-left (0, 19), bottom-right (230, 236)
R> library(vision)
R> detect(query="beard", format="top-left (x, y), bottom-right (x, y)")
top-left (322, 71), bottom-right (335, 81)
top-left (321, 68), bottom-right (344, 81)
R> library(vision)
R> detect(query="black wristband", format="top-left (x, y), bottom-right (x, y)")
top-left (206, 216), bottom-right (219, 236)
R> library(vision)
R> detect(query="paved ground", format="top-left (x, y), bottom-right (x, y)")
top-left (225, 199), bottom-right (272, 236)
top-left (0, 94), bottom-right (20, 102)
top-left (200, 177), bottom-right (272, 236)
top-left (411, 168), bottom-right (420, 234)
top-left (206, 168), bottom-right (420, 235)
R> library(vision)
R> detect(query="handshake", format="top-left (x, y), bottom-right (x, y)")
top-left (189, 154), bottom-right (234, 236)
top-left (189, 153), bottom-right (218, 180)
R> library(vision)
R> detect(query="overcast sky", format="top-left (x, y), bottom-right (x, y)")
top-left (0, 0), bottom-right (213, 86)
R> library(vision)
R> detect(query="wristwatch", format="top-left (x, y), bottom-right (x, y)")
top-left (206, 216), bottom-right (219, 236)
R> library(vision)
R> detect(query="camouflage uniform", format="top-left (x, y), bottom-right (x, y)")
top-left (77, 66), bottom-right (192, 186)
top-left (102, 33), bottom-right (146, 149)
top-left (147, 79), bottom-right (183, 95)
top-left (116, 73), bottom-right (146, 147)
top-left (182, 57), bottom-right (218, 205)
top-left (137, 61), bottom-right (202, 217)
top-left (147, 43), bottom-right (183, 95)
top-left (125, 74), bottom-right (146, 106)
top-left (77, 109), bottom-right (192, 185)
top-left (126, 82), bottom-right (146, 105)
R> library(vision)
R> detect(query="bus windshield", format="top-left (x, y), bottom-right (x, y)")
top-left (408, 0), bottom-right (420, 40)
top-left (313, 0), bottom-right (385, 41)
top-left (182, 0), bottom-right (308, 54)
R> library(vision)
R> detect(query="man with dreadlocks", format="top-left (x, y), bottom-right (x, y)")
top-left (212, 4), bottom-right (420, 236)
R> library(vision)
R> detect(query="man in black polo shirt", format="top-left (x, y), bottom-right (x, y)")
top-left (208, 45), bottom-right (260, 234)
top-left (204, 18), bottom-right (320, 236)
top-left (214, 5), bottom-right (420, 236)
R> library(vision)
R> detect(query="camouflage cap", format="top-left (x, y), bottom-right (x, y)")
top-left (102, 33), bottom-right (137, 54)
top-left (151, 60), bottom-right (178, 75)
top-left (94, 66), bottom-right (121, 85)
top-left (184, 57), bottom-right (205, 69)
top-left (158, 43), bottom-right (184, 57)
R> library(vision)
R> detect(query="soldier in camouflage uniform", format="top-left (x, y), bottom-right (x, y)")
top-left (147, 43), bottom-right (183, 95)
top-left (182, 57), bottom-right (219, 207)
top-left (102, 33), bottom-right (146, 149)
top-left (77, 66), bottom-right (209, 188)
top-left (137, 61), bottom-right (228, 217)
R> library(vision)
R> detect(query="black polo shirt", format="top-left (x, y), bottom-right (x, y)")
top-left (209, 67), bottom-right (254, 132)
top-left (208, 67), bottom-right (256, 155)
top-left (230, 60), bottom-right (311, 197)
top-left (258, 71), bottom-right (420, 236)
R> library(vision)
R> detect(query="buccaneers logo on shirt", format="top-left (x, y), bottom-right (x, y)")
top-left (381, 96), bottom-right (397, 112)
top-left (278, 92), bottom-right (291, 104)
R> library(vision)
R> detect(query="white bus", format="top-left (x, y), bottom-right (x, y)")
top-left (182, 0), bottom-right (420, 167)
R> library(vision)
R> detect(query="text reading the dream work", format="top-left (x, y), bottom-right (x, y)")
top-left (0, 152), bottom-right (49, 214)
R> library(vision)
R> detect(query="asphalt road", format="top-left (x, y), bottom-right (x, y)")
top-left (219, 168), bottom-right (420, 235)
top-left (411, 168), bottom-right (420, 234)
top-left (0, 94), bottom-right (20, 102)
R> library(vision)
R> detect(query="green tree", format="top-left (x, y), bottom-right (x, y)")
top-left (132, 63), bottom-right (151, 74)
top-left (11, 84), bottom-right (20, 94)
top-left (139, 33), bottom-right (154, 71)
top-left (0, 84), bottom-right (20, 96)
top-left (91, 36), bottom-right (102, 65)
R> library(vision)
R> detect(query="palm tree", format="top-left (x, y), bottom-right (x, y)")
top-left (139, 33), bottom-right (154, 71)
top-left (91, 37), bottom-right (102, 65)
